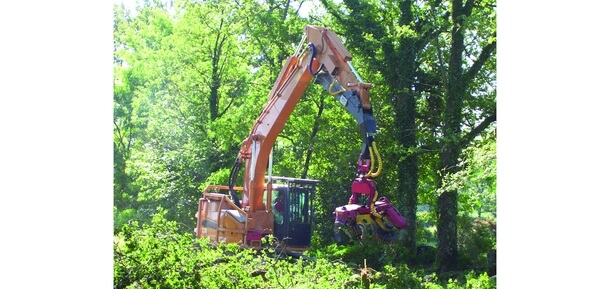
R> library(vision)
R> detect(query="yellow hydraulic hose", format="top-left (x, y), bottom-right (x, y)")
top-left (365, 141), bottom-right (382, 178)
top-left (328, 77), bottom-right (347, 96)
top-left (370, 142), bottom-right (382, 178)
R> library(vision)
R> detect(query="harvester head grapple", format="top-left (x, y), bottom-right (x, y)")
top-left (333, 176), bottom-right (408, 243)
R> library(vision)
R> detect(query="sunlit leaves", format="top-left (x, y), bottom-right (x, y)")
top-left (113, 2), bottom-right (496, 272)
top-left (115, 212), bottom-right (495, 288)
top-left (437, 132), bottom-right (496, 215)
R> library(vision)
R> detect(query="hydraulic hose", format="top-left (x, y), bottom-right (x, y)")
top-left (365, 141), bottom-right (382, 178)
top-left (307, 43), bottom-right (323, 75)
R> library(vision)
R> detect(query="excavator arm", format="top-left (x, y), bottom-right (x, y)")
top-left (199, 25), bottom-right (407, 248)
top-left (233, 25), bottom-right (382, 211)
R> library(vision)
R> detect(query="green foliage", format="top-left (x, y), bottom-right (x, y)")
top-left (311, 239), bottom-right (401, 271)
top-left (439, 134), bottom-right (497, 217)
top-left (457, 215), bottom-right (496, 270)
top-left (115, 211), bottom-right (354, 288)
top-left (114, 0), bottom-right (496, 277)
top-left (203, 167), bottom-right (231, 188)
top-left (114, 207), bottom-right (136, 229)
top-left (464, 271), bottom-right (495, 289)
top-left (115, 213), bottom-right (496, 288)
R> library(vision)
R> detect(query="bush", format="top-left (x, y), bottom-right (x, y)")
top-left (457, 215), bottom-right (496, 270)
top-left (114, 212), bottom-right (496, 288)
top-left (310, 237), bottom-right (403, 271)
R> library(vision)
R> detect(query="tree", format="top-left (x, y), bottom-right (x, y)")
top-left (113, 0), bottom-right (253, 227)
top-left (113, 0), bottom-right (324, 230)
top-left (113, 1), bottom-right (496, 266)
top-left (320, 0), bottom-right (438, 260)
top-left (434, 0), bottom-right (496, 272)
top-left (168, 0), bottom-right (253, 176)
top-left (321, 0), bottom-right (496, 271)
top-left (113, 2), bottom-right (176, 219)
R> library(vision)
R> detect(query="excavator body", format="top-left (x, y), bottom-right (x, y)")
top-left (195, 177), bottom-right (318, 251)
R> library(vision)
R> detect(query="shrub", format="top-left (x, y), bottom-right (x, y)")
top-left (457, 215), bottom-right (496, 270)
top-left (114, 212), bottom-right (496, 288)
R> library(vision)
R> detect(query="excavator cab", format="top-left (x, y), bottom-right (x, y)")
top-left (268, 177), bottom-right (318, 248)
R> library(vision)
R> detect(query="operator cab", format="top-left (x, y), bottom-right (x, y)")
top-left (265, 176), bottom-right (319, 248)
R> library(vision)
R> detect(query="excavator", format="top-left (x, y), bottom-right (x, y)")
top-left (194, 25), bottom-right (408, 252)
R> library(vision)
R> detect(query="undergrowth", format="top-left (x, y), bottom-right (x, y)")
top-left (114, 212), bottom-right (495, 288)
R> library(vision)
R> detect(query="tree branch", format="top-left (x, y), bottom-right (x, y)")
top-left (416, 144), bottom-right (441, 156)
top-left (277, 133), bottom-right (297, 147)
top-left (464, 0), bottom-right (476, 16)
top-left (460, 109), bottom-right (496, 147)
top-left (319, 0), bottom-right (348, 27)
top-left (113, 119), bottom-right (126, 151)
top-left (463, 40), bottom-right (496, 86)
top-left (217, 95), bottom-right (236, 119)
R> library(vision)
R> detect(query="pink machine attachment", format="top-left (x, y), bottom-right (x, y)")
top-left (333, 159), bottom-right (408, 243)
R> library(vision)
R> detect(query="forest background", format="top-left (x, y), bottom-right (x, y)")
top-left (2, 0), bottom-right (610, 289)
top-left (112, 0), bottom-right (498, 284)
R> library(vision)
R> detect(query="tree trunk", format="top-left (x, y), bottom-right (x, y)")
top-left (394, 87), bottom-right (418, 260)
top-left (436, 160), bottom-right (459, 272)
top-left (301, 94), bottom-right (324, 179)
top-left (391, 0), bottom-right (419, 260)
top-left (436, 0), bottom-right (472, 273)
